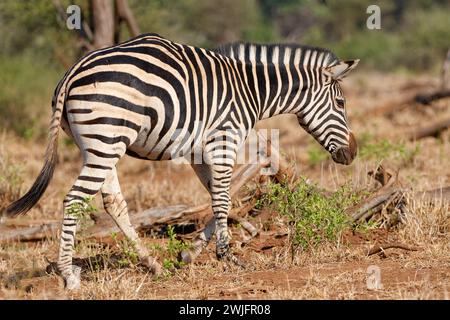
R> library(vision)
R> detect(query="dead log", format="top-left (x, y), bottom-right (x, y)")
top-left (363, 93), bottom-right (418, 118)
top-left (407, 116), bottom-right (450, 140)
top-left (348, 165), bottom-right (398, 222)
top-left (348, 187), bottom-right (405, 222)
top-left (414, 90), bottom-right (450, 105)
top-left (349, 184), bottom-right (450, 224)
top-left (413, 187), bottom-right (450, 203)
top-left (368, 243), bottom-right (419, 256)
top-left (0, 223), bottom-right (60, 243)
top-left (362, 88), bottom-right (448, 119)
top-left (84, 205), bottom-right (189, 243)
top-left (0, 206), bottom-right (193, 244)
top-left (1, 219), bottom-right (59, 228)
top-left (228, 201), bottom-right (258, 237)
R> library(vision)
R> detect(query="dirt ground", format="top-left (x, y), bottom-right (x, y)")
top-left (0, 71), bottom-right (449, 299)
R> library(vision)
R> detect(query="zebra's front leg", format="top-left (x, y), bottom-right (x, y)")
top-left (101, 168), bottom-right (162, 276)
top-left (180, 163), bottom-right (215, 263)
top-left (209, 164), bottom-right (245, 267)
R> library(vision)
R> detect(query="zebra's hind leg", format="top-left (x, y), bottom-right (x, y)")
top-left (58, 165), bottom-right (112, 290)
top-left (101, 168), bottom-right (162, 275)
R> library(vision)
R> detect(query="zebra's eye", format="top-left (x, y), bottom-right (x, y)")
top-left (335, 98), bottom-right (345, 108)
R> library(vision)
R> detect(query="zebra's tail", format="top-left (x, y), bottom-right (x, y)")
top-left (4, 81), bottom-right (67, 218)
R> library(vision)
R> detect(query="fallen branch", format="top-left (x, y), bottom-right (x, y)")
top-left (363, 93), bottom-right (418, 118)
top-left (0, 223), bottom-right (59, 243)
top-left (368, 242), bottom-right (419, 256)
top-left (228, 201), bottom-right (259, 237)
top-left (348, 187), bottom-right (405, 222)
top-left (413, 187), bottom-right (450, 203)
top-left (414, 90), bottom-right (450, 105)
top-left (348, 165), bottom-right (402, 222)
top-left (362, 88), bottom-right (448, 119)
top-left (84, 205), bottom-right (189, 243)
top-left (407, 116), bottom-right (450, 141)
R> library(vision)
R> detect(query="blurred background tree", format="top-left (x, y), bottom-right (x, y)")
top-left (0, 0), bottom-right (449, 138)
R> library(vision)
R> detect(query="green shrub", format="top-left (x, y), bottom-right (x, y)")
top-left (257, 178), bottom-right (362, 250)
top-left (148, 225), bottom-right (191, 271)
top-left (111, 232), bottom-right (141, 268)
top-left (66, 196), bottom-right (97, 231)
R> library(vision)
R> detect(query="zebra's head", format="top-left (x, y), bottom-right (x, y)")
top-left (297, 59), bottom-right (359, 165)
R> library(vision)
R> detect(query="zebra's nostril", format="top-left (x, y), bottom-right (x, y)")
top-left (332, 147), bottom-right (354, 165)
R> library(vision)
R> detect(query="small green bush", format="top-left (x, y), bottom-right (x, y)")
top-left (148, 225), bottom-right (191, 271)
top-left (257, 178), bottom-right (362, 250)
top-left (111, 232), bottom-right (141, 268)
top-left (66, 197), bottom-right (97, 231)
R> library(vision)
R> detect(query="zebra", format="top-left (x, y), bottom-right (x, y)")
top-left (4, 33), bottom-right (359, 290)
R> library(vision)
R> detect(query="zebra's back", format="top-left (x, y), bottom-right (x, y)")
top-left (62, 33), bottom-right (240, 161)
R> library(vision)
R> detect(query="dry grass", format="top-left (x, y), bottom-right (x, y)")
top-left (0, 72), bottom-right (449, 300)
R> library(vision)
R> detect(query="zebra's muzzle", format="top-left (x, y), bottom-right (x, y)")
top-left (331, 132), bottom-right (357, 165)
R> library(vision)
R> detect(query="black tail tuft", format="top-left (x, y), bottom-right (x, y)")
top-left (4, 147), bottom-right (57, 218)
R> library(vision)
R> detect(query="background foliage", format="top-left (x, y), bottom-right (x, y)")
top-left (0, 0), bottom-right (449, 137)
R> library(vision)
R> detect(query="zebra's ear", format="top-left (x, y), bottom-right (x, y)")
top-left (323, 59), bottom-right (360, 80)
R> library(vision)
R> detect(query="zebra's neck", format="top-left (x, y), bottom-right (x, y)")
top-left (217, 43), bottom-right (338, 120)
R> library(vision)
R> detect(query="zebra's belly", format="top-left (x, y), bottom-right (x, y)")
top-left (128, 125), bottom-right (205, 161)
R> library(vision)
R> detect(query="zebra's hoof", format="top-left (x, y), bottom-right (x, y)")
top-left (217, 247), bottom-right (246, 269)
top-left (64, 271), bottom-right (81, 291)
top-left (140, 256), bottom-right (162, 276)
top-left (72, 265), bottom-right (82, 276)
top-left (224, 253), bottom-right (246, 269)
top-left (63, 265), bottom-right (81, 290)
top-left (179, 249), bottom-right (194, 264)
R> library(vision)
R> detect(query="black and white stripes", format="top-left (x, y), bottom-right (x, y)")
top-left (5, 33), bottom-right (359, 289)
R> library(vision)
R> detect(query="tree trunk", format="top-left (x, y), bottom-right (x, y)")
top-left (91, 0), bottom-right (115, 49)
top-left (116, 0), bottom-right (140, 40)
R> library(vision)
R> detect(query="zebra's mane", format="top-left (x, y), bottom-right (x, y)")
top-left (214, 42), bottom-right (339, 67)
